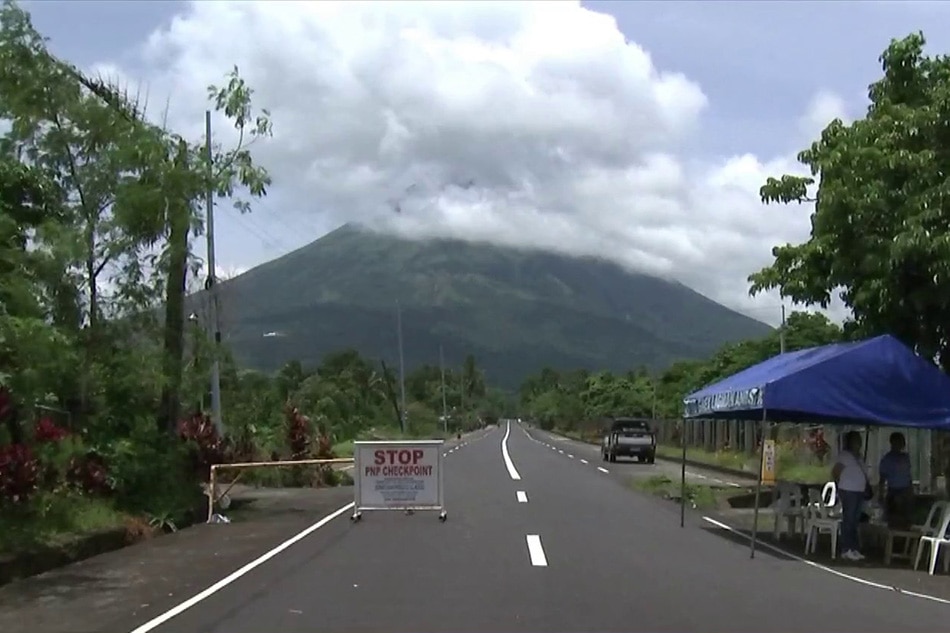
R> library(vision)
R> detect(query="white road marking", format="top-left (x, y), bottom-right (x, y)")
top-left (558, 449), bottom-right (564, 454)
top-left (526, 534), bottom-right (548, 567)
top-left (127, 503), bottom-right (355, 633)
top-left (501, 421), bottom-right (522, 480)
top-left (696, 474), bottom-right (708, 479)
top-left (516, 490), bottom-right (528, 503)
top-left (567, 454), bottom-right (574, 459)
top-left (728, 482), bottom-right (742, 488)
top-left (700, 516), bottom-right (950, 606)
top-left (580, 458), bottom-right (588, 464)
top-left (597, 466), bottom-right (609, 474)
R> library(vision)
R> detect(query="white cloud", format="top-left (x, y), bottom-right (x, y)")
top-left (799, 90), bottom-right (850, 140)
top-left (103, 0), bottom-right (845, 327)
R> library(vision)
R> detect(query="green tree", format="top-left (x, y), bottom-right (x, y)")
top-left (749, 32), bottom-right (949, 364)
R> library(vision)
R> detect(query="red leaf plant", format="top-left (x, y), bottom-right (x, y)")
top-left (66, 451), bottom-right (112, 496)
top-left (178, 412), bottom-right (229, 481)
top-left (34, 416), bottom-right (69, 443)
top-left (285, 405), bottom-right (311, 460)
top-left (0, 443), bottom-right (40, 504)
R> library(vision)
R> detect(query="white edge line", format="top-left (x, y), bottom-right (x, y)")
top-left (580, 459), bottom-right (588, 464)
top-left (516, 490), bottom-right (528, 503)
top-left (128, 502), bottom-right (356, 633)
top-left (597, 466), bottom-right (609, 473)
top-left (501, 421), bottom-right (522, 481)
top-left (700, 516), bottom-right (950, 606)
top-left (526, 534), bottom-right (548, 566)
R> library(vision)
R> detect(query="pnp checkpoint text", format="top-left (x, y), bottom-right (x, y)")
top-left (364, 448), bottom-right (433, 477)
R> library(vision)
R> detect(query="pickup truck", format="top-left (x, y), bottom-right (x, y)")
top-left (601, 417), bottom-right (656, 464)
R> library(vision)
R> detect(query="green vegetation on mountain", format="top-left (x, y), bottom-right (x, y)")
top-left (217, 224), bottom-right (773, 388)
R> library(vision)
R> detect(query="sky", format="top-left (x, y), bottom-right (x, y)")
top-left (19, 0), bottom-right (950, 326)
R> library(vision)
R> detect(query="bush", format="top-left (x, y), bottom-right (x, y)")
top-left (34, 417), bottom-right (68, 443)
top-left (66, 451), bottom-right (111, 496)
top-left (285, 405), bottom-right (311, 460)
top-left (177, 412), bottom-right (230, 482)
top-left (0, 443), bottom-right (39, 505)
top-left (102, 424), bottom-right (203, 522)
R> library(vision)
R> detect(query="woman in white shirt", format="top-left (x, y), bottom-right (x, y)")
top-left (831, 430), bottom-right (870, 561)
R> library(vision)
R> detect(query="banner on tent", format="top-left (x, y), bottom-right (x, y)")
top-left (683, 387), bottom-right (763, 418)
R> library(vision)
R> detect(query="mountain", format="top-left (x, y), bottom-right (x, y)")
top-left (211, 223), bottom-right (773, 389)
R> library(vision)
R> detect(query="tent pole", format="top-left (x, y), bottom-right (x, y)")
top-left (680, 417), bottom-right (687, 528)
top-left (862, 425), bottom-right (870, 461)
top-left (750, 407), bottom-right (768, 559)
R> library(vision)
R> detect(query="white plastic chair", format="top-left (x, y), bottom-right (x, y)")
top-left (821, 481), bottom-right (837, 510)
top-left (913, 503), bottom-right (950, 575)
top-left (913, 500), bottom-right (947, 535)
top-left (805, 487), bottom-right (841, 558)
top-left (773, 481), bottom-right (805, 540)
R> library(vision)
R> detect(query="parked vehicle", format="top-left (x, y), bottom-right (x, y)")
top-left (601, 417), bottom-right (656, 463)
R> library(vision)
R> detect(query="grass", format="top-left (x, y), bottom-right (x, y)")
top-left (630, 474), bottom-right (748, 511)
top-left (655, 444), bottom-right (829, 484)
top-left (0, 493), bottom-right (129, 555)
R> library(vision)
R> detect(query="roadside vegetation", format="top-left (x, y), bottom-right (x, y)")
top-left (629, 475), bottom-right (735, 511)
top-left (517, 310), bottom-right (841, 481)
top-left (0, 1), bottom-right (502, 561)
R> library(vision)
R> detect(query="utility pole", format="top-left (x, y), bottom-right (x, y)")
top-left (652, 380), bottom-right (657, 421)
top-left (205, 110), bottom-right (224, 437)
top-left (439, 344), bottom-right (448, 433)
top-left (779, 303), bottom-right (787, 354)
top-left (396, 300), bottom-right (407, 433)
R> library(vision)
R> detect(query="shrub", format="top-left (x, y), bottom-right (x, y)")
top-left (102, 424), bottom-right (203, 521)
top-left (806, 427), bottom-right (830, 464)
top-left (313, 431), bottom-right (337, 486)
top-left (34, 417), bottom-right (69, 443)
top-left (285, 406), bottom-right (312, 486)
top-left (66, 451), bottom-right (112, 496)
top-left (177, 412), bottom-right (230, 481)
top-left (0, 443), bottom-right (39, 504)
top-left (285, 405), bottom-right (311, 460)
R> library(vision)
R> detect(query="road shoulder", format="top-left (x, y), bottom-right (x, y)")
top-left (0, 486), bottom-right (354, 633)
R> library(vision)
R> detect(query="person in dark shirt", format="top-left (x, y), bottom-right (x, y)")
top-left (878, 432), bottom-right (914, 529)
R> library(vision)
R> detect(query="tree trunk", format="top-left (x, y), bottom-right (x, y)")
top-left (157, 147), bottom-right (191, 434)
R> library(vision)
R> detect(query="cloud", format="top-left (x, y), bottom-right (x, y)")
top-left (798, 90), bottom-right (850, 140)
top-left (103, 0), bottom-right (841, 327)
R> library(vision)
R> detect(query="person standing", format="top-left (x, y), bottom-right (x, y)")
top-left (878, 432), bottom-right (914, 529)
top-left (831, 430), bottom-right (871, 561)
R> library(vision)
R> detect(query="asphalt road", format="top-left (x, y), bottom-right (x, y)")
top-left (135, 421), bottom-right (950, 633)
top-left (526, 426), bottom-right (752, 488)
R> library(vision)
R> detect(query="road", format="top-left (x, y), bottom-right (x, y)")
top-left (132, 421), bottom-right (950, 633)
top-left (526, 426), bottom-right (752, 488)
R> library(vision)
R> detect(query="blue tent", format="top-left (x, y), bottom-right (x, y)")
top-left (682, 334), bottom-right (950, 429)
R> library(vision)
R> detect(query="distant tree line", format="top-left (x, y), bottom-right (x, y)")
top-left (517, 311), bottom-right (843, 434)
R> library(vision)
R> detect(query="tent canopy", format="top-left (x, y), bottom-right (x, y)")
top-left (682, 334), bottom-right (950, 429)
